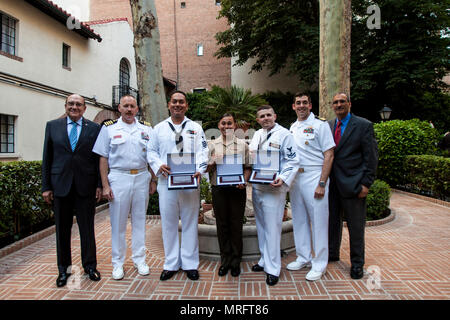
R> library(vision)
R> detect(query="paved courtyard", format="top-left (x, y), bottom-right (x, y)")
top-left (0, 191), bottom-right (448, 300)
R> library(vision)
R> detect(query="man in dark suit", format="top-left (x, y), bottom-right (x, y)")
top-left (328, 93), bottom-right (378, 279)
top-left (42, 94), bottom-right (102, 287)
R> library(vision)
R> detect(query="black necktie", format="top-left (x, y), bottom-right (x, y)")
top-left (168, 121), bottom-right (187, 153)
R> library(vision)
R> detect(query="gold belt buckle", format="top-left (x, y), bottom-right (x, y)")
top-left (298, 168), bottom-right (305, 173)
top-left (130, 169), bottom-right (138, 174)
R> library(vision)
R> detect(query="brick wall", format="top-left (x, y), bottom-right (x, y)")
top-left (89, 0), bottom-right (231, 92)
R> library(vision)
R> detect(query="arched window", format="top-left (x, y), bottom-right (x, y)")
top-left (119, 58), bottom-right (130, 89)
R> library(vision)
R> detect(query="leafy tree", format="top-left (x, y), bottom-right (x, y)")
top-left (215, 0), bottom-right (320, 90)
top-left (215, 0), bottom-right (449, 129)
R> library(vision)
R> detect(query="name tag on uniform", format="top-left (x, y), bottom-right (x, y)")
top-left (269, 142), bottom-right (280, 149)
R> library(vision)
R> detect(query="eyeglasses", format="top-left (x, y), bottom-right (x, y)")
top-left (67, 101), bottom-right (84, 107)
top-left (332, 99), bottom-right (347, 105)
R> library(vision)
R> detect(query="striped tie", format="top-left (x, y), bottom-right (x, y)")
top-left (69, 121), bottom-right (78, 151)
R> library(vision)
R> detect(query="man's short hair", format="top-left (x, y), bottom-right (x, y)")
top-left (168, 90), bottom-right (187, 101)
top-left (256, 105), bottom-right (274, 113)
top-left (293, 92), bottom-right (311, 104)
top-left (119, 94), bottom-right (138, 104)
top-left (333, 92), bottom-right (351, 102)
top-left (65, 94), bottom-right (85, 106)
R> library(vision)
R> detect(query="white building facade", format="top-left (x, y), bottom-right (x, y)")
top-left (0, 0), bottom-right (138, 161)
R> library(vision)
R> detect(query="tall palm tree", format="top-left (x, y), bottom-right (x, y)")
top-left (206, 85), bottom-right (267, 129)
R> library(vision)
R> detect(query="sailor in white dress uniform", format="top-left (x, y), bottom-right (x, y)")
top-left (287, 93), bottom-right (335, 281)
top-left (147, 91), bottom-right (209, 281)
top-left (92, 95), bottom-right (156, 280)
top-left (249, 105), bottom-right (299, 286)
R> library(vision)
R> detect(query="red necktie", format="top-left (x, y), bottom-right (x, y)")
top-left (334, 120), bottom-right (342, 145)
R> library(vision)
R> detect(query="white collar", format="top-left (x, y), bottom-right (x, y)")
top-left (67, 116), bottom-right (83, 126)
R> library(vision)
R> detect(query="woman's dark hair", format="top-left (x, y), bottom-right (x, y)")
top-left (219, 112), bottom-right (236, 123)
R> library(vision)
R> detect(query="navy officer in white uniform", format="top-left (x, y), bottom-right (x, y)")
top-left (249, 105), bottom-right (300, 286)
top-left (287, 93), bottom-right (335, 281)
top-left (93, 95), bottom-right (157, 280)
top-left (147, 90), bottom-right (209, 281)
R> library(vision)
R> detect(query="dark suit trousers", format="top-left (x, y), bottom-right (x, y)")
top-left (328, 179), bottom-right (366, 268)
top-left (53, 183), bottom-right (97, 273)
top-left (211, 186), bottom-right (246, 268)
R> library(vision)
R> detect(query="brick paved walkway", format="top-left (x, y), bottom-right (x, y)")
top-left (0, 191), bottom-right (448, 300)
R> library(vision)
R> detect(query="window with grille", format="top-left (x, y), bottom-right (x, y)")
top-left (1, 12), bottom-right (17, 56)
top-left (119, 58), bottom-right (130, 97)
top-left (62, 43), bottom-right (71, 68)
top-left (0, 114), bottom-right (15, 153)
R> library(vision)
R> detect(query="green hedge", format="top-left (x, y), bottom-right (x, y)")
top-left (374, 119), bottom-right (440, 186)
top-left (366, 180), bottom-right (391, 221)
top-left (404, 155), bottom-right (450, 200)
top-left (0, 161), bottom-right (53, 245)
top-left (146, 192), bottom-right (160, 215)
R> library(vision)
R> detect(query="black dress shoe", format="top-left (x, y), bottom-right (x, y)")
top-left (230, 267), bottom-right (240, 277)
top-left (350, 266), bottom-right (364, 279)
top-left (56, 272), bottom-right (71, 287)
top-left (185, 269), bottom-right (199, 281)
top-left (251, 264), bottom-right (264, 272)
top-left (85, 268), bottom-right (101, 281)
top-left (218, 266), bottom-right (229, 276)
top-left (266, 274), bottom-right (279, 286)
top-left (160, 270), bottom-right (177, 281)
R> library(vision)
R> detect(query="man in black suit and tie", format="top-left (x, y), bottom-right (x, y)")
top-left (328, 93), bottom-right (378, 279)
top-left (42, 94), bottom-right (102, 287)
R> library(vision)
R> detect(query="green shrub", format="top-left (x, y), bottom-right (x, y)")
top-left (0, 161), bottom-right (53, 244)
top-left (366, 180), bottom-right (391, 221)
top-left (404, 155), bottom-right (450, 200)
top-left (146, 192), bottom-right (160, 215)
top-left (374, 119), bottom-right (440, 186)
top-left (200, 177), bottom-right (212, 204)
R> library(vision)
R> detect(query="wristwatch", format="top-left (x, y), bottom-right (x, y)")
top-left (318, 181), bottom-right (326, 188)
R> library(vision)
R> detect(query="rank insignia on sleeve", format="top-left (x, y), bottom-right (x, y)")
top-left (286, 146), bottom-right (296, 159)
top-left (202, 140), bottom-right (208, 149)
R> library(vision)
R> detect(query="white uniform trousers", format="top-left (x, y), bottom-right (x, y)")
top-left (157, 182), bottom-right (200, 271)
top-left (289, 167), bottom-right (329, 273)
top-left (252, 185), bottom-right (288, 277)
top-left (108, 170), bottom-right (150, 268)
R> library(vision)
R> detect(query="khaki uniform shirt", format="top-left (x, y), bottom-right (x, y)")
top-left (208, 135), bottom-right (251, 186)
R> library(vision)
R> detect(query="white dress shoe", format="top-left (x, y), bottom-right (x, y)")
top-left (134, 263), bottom-right (150, 276)
top-left (306, 269), bottom-right (326, 281)
top-left (286, 260), bottom-right (312, 271)
top-left (112, 267), bottom-right (124, 280)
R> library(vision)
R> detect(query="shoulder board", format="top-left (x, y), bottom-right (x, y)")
top-left (138, 120), bottom-right (152, 127)
top-left (103, 119), bottom-right (118, 127)
top-left (315, 116), bottom-right (327, 122)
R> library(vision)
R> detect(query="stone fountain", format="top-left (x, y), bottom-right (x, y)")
top-left (192, 186), bottom-right (295, 261)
